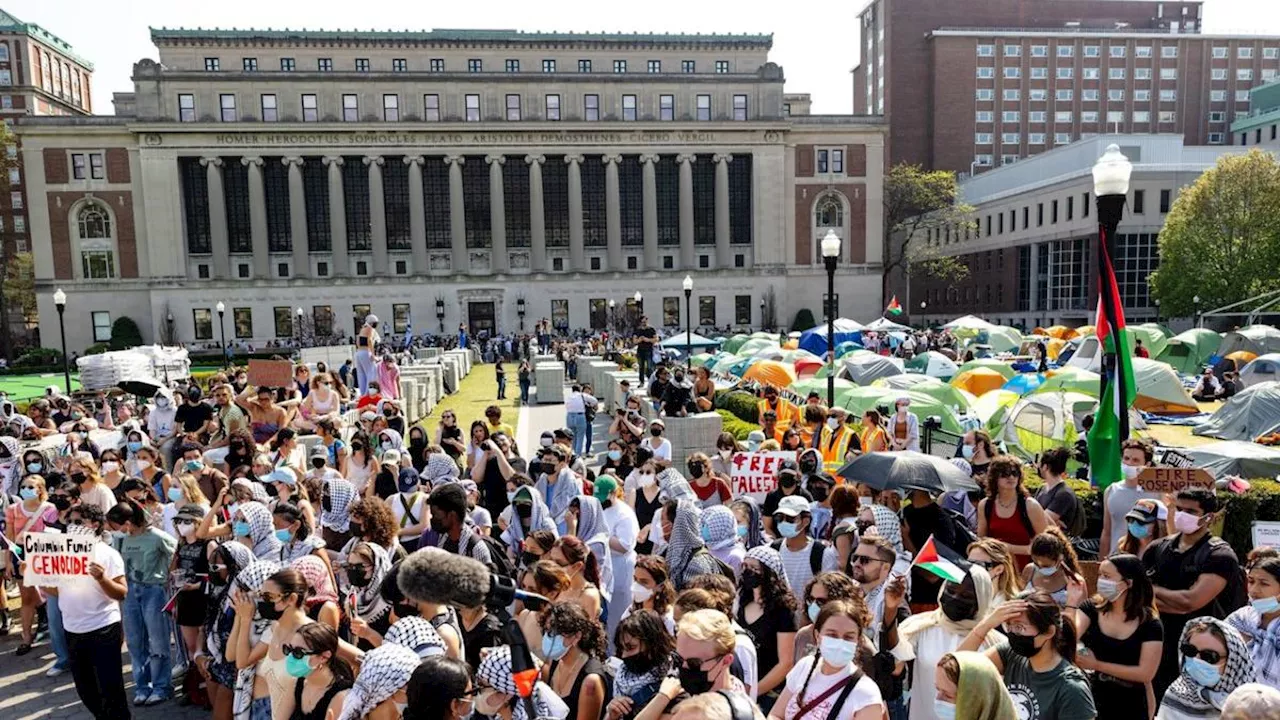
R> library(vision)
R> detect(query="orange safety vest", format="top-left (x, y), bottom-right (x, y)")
top-left (758, 398), bottom-right (799, 426)
top-left (820, 425), bottom-right (855, 470)
top-left (860, 426), bottom-right (889, 454)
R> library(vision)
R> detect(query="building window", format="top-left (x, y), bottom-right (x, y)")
top-left (1239, 68), bottom-right (1254, 81)
top-left (622, 94), bottom-right (637, 121)
top-left (220, 94), bottom-right (237, 122)
top-left (1110, 46), bottom-right (1126, 58)
top-left (1056, 89), bottom-right (1073, 101)
top-left (242, 57), bottom-right (258, 72)
top-left (1109, 68), bottom-right (1126, 80)
top-left (505, 59), bottom-right (520, 73)
top-left (1210, 111), bottom-right (1225, 122)
top-left (732, 94), bottom-right (747, 121)
top-left (301, 94), bottom-right (318, 122)
top-left (1031, 67), bottom-right (1048, 79)
top-left (392, 58), bottom-right (407, 72)
top-left (1057, 45), bottom-right (1074, 57)
top-left (280, 57), bottom-right (295, 71)
top-left (89, 153), bottom-right (104, 179)
top-left (543, 59), bottom-right (556, 73)
top-left (1029, 133), bottom-right (1046, 145)
top-left (815, 194), bottom-right (842, 228)
top-left (974, 154), bottom-right (993, 167)
top-left (506, 94), bottom-right (522, 121)
top-left (383, 94), bottom-right (399, 121)
top-left (342, 94), bottom-right (358, 122)
top-left (1133, 189), bottom-right (1145, 213)
top-left (1135, 68), bottom-right (1152, 80)
top-left (355, 58), bottom-right (370, 72)
top-left (1159, 111), bottom-right (1176, 123)
top-left (1083, 68), bottom-right (1100, 80)
top-left (318, 58), bottom-right (333, 72)
top-left (696, 94), bottom-right (711, 121)
top-left (1209, 133), bottom-right (1224, 144)
top-left (977, 44), bottom-right (994, 57)
top-left (1136, 45), bottom-right (1152, 57)
top-left (660, 94), bottom-right (674, 121)
top-left (613, 59), bottom-right (627, 73)
top-left (178, 93), bottom-right (196, 122)
top-left (1161, 89), bottom-right (1177, 101)
top-left (1003, 89), bottom-right (1020, 101)
top-left (1161, 68), bottom-right (1178, 80)
top-left (551, 299), bottom-right (569, 329)
top-left (1031, 44), bottom-right (1048, 57)
top-left (424, 94), bottom-right (440, 121)
top-left (1135, 89), bottom-right (1151, 102)
top-left (585, 94), bottom-right (599, 121)
top-left (204, 57), bottom-right (220, 71)
top-left (1004, 67), bottom-right (1021, 79)
top-left (466, 94), bottom-right (481, 122)
top-left (648, 60), bottom-right (661, 73)
top-left (1003, 110), bottom-right (1020, 123)
top-left (71, 153), bottom-right (86, 179)
top-left (1057, 67), bottom-right (1074, 79)
top-left (1004, 44), bottom-right (1021, 57)
top-left (976, 89), bottom-right (994, 101)
top-left (1108, 89), bottom-right (1125, 101)
top-left (977, 67), bottom-right (995, 79)
top-left (976, 110), bottom-right (993, 122)
top-left (1084, 45), bottom-right (1100, 57)
top-left (714, 60), bottom-right (730, 73)
top-left (545, 94), bottom-right (560, 120)
top-left (578, 59), bottom-right (592, 73)
top-left (468, 59), bottom-right (482, 72)
top-left (1212, 68), bottom-right (1228, 80)
top-left (1002, 133), bottom-right (1020, 144)
top-left (682, 60), bottom-right (695, 73)
top-left (1213, 46), bottom-right (1228, 59)
top-left (1083, 89), bottom-right (1099, 101)
top-left (259, 93), bottom-right (278, 121)
top-left (1212, 90), bottom-right (1227, 102)
top-left (1030, 89), bottom-right (1047, 101)
top-left (273, 307), bottom-right (294, 337)
top-left (975, 133), bottom-right (993, 144)
top-left (1162, 46), bottom-right (1178, 58)
top-left (193, 309), bottom-right (213, 340)
top-left (1237, 90), bottom-right (1251, 102)
top-left (1159, 189), bottom-right (1172, 213)
top-left (430, 58), bottom-right (444, 72)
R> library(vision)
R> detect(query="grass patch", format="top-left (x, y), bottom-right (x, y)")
top-left (0, 373), bottom-right (81, 401)
top-left (415, 363), bottom-right (521, 440)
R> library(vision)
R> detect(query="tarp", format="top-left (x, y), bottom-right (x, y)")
top-left (1131, 358), bottom-right (1200, 414)
top-left (993, 392), bottom-right (1095, 460)
top-left (955, 358), bottom-right (1017, 381)
top-left (722, 334), bottom-right (751, 354)
top-left (1241, 354), bottom-right (1280, 388)
top-left (661, 332), bottom-right (721, 350)
top-left (836, 352), bottom-right (904, 385)
top-left (1035, 325), bottom-right (1080, 341)
top-left (1192, 381), bottom-right (1280, 441)
top-left (873, 375), bottom-right (974, 413)
top-left (742, 360), bottom-right (797, 388)
top-left (1156, 328), bottom-right (1222, 375)
top-left (1220, 325), bottom-right (1280, 357)
top-left (798, 318), bottom-right (866, 356)
top-left (1184, 440), bottom-right (1280, 479)
top-left (905, 351), bottom-right (960, 380)
top-left (951, 367), bottom-right (1009, 396)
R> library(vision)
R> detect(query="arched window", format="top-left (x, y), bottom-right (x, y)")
top-left (74, 201), bottom-right (116, 280)
top-left (78, 203), bottom-right (111, 239)
top-left (815, 195), bottom-right (843, 227)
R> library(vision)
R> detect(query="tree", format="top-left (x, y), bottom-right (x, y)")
top-left (1150, 149), bottom-right (1280, 318)
top-left (882, 163), bottom-right (976, 304)
top-left (109, 316), bottom-right (145, 350)
top-left (791, 308), bottom-right (816, 332)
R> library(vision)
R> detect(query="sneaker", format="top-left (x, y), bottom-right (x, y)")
top-left (133, 692), bottom-right (151, 706)
top-left (14, 643), bottom-right (32, 656)
top-left (145, 694), bottom-right (168, 706)
top-left (45, 666), bottom-right (66, 678)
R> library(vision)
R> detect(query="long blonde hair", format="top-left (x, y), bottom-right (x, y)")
top-left (968, 538), bottom-right (1023, 601)
top-left (173, 474), bottom-right (210, 506)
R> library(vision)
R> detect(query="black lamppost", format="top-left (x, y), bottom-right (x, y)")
top-left (821, 230), bottom-right (841, 408)
top-left (165, 311), bottom-right (175, 346)
top-left (517, 297), bottom-right (526, 331)
top-left (608, 298), bottom-right (616, 337)
top-left (1092, 143), bottom-right (1133, 442)
top-left (682, 275), bottom-right (693, 369)
top-left (53, 288), bottom-right (70, 394)
top-left (216, 301), bottom-right (228, 367)
top-left (1193, 295), bottom-right (1202, 328)
top-left (759, 299), bottom-right (766, 332)
top-left (436, 298), bottom-right (446, 333)
top-left (295, 307), bottom-right (304, 346)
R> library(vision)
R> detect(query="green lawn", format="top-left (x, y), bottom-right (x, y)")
top-left (0, 372), bottom-right (80, 401)
top-left (415, 363), bottom-right (521, 439)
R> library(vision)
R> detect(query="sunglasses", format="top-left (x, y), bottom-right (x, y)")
top-left (1181, 643), bottom-right (1224, 665)
top-left (282, 644), bottom-right (317, 659)
top-left (969, 559), bottom-right (998, 570)
top-left (852, 554), bottom-right (886, 566)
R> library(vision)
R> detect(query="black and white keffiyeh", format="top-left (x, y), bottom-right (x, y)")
top-left (477, 645), bottom-right (570, 720)
top-left (231, 559), bottom-right (281, 720)
top-left (321, 477), bottom-right (355, 533)
top-left (234, 500), bottom-right (282, 560)
top-left (745, 545), bottom-right (787, 586)
top-left (336, 643), bottom-right (422, 720)
top-left (1163, 616), bottom-right (1256, 717)
top-left (701, 505), bottom-right (739, 551)
top-left (656, 468), bottom-right (695, 504)
top-left (733, 495), bottom-right (767, 550)
top-left (664, 500), bottom-right (720, 589)
top-left (384, 616), bottom-right (446, 658)
top-left (502, 486), bottom-right (556, 549)
top-left (343, 541), bottom-right (392, 624)
top-left (231, 477), bottom-right (270, 505)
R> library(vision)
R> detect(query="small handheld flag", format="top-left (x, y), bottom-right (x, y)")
top-left (886, 296), bottom-right (903, 316)
top-left (911, 535), bottom-right (968, 584)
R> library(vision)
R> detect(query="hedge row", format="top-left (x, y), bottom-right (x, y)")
top-left (717, 410), bottom-right (761, 442)
top-left (715, 390), bottom-right (760, 425)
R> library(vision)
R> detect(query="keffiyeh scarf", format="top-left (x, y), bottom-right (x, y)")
top-left (1227, 605), bottom-right (1280, 690)
top-left (478, 645), bottom-right (570, 720)
top-left (502, 486), bottom-right (556, 549)
top-left (384, 616), bottom-right (446, 658)
top-left (343, 541), bottom-right (392, 624)
top-left (1164, 617), bottom-right (1256, 716)
top-left (745, 545), bottom-right (787, 587)
top-left (234, 501), bottom-right (282, 560)
top-left (422, 452), bottom-right (460, 485)
top-left (665, 501), bottom-right (720, 589)
top-left (321, 477), bottom-right (355, 533)
top-left (733, 495), bottom-right (767, 550)
top-left (336, 643), bottom-right (422, 720)
top-left (232, 559), bottom-right (282, 720)
top-left (701, 505), bottom-right (739, 551)
top-left (292, 554), bottom-right (338, 607)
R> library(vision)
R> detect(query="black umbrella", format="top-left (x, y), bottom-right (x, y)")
top-left (116, 378), bottom-right (163, 398)
top-left (835, 451), bottom-right (979, 494)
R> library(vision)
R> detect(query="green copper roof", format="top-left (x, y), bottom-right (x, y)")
top-left (149, 26), bottom-right (772, 47)
top-left (0, 8), bottom-right (93, 69)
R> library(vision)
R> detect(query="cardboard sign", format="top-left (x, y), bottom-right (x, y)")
top-left (22, 531), bottom-right (96, 587)
top-left (729, 451), bottom-right (797, 502)
top-left (1254, 521), bottom-right (1280, 551)
top-left (1135, 467), bottom-right (1215, 494)
top-left (247, 359), bottom-right (294, 389)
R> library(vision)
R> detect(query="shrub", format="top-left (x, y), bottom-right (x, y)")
top-left (716, 410), bottom-right (761, 442)
top-left (790, 309), bottom-right (816, 333)
top-left (13, 348), bottom-right (63, 368)
top-left (714, 391), bottom-right (759, 424)
top-left (108, 316), bottom-right (145, 351)
top-left (83, 343), bottom-right (111, 356)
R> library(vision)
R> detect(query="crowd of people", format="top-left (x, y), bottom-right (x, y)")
top-left (0, 322), bottom-right (1278, 720)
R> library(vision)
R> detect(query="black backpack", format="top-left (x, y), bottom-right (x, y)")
top-left (463, 532), bottom-right (517, 579)
top-left (771, 538), bottom-right (830, 576)
top-left (941, 506), bottom-right (979, 551)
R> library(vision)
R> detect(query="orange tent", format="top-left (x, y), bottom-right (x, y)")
top-left (1226, 350), bottom-right (1259, 366)
top-left (951, 367), bottom-right (1009, 396)
top-left (744, 360), bottom-right (798, 388)
top-left (782, 338), bottom-right (800, 350)
top-left (794, 357), bottom-right (824, 377)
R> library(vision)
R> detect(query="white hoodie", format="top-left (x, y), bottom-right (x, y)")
top-left (148, 389), bottom-right (178, 439)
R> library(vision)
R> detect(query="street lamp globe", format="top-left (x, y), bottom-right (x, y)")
top-left (608, 299), bottom-right (615, 308)
top-left (53, 288), bottom-right (67, 308)
top-left (634, 291), bottom-right (642, 303)
top-left (821, 229), bottom-right (842, 258)
top-left (682, 275), bottom-right (693, 293)
top-left (1091, 144), bottom-right (1133, 197)
top-left (216, 301), bottom-right (226, 315)
top-left (1193, 295), bottom-right (1201, 305)
top-left (296, 307), bottom-right (304, 316)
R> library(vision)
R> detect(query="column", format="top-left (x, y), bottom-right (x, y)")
top-left (640, 154), bottom-right (659, 271)
top-left (242, 157), bottom-right (270, 278)
top-left (323, 156), bottom-right (348, 276)
top-left (526, 155), bottom-right (547, 272)
top-left (677, 153), bottom-right (696, 270)
top-left (566, 154), bottom-right (585, 272)
top-left (487, 154), bottom-right (508, 273)
top-left (713, 153), bottom-right (732, 269)
top-left (445, 155), bottom-right (468, 272)
top-left (405, 156), bottom-right (427, 275)
top-left (283, 157), bottom-right (309, 278)
top-left (364, 155), bottom-right (388, 275)
top-left (200, 157), bottom-right (229, 278)
top-left (603, 154), bottom-right (623, 271)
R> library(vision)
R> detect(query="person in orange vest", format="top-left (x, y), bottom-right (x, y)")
top-left (796, 403), bottom-right (826, 447)
top-left (818, 407), bottom-right (858, 469)
top-left (757, 385), bottom-right (799, 427)
top-left (760, 408), bottom-right (786, 443)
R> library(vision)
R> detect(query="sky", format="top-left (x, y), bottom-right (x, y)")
top-left (12, 0), bottom-right (1280, 116)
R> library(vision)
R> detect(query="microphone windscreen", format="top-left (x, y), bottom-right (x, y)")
top-left (399, 547), bottom-right (490, 608)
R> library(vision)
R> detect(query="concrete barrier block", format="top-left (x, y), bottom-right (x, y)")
top-left (663, 412), bottom-right (724, 465)
top-left (583, 360), bottom-right (617, 393)
top-left (441, 357), bottom-right (461, 394)
top-left (535, 363), bottom-right (566, 404)
top-left (604, 371), bottom-right (640, 411)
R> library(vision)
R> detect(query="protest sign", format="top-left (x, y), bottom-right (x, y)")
top-left (1135, 467), bottom-right (1214, 494)
top-left (730, 451), bottom-right (797, 502)
top-left (247, 359), bottom-right (294, 389)
top-left (1254, 521), bottom-right (1280, 551)
top-left (22, 531), bottom-right (96, 587)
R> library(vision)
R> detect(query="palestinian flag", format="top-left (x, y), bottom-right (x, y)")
top-left (911, 535), bottom-right (967, 583)
top-left (886, 296), bottom-right (903, 316)
top-left (1086, 225), bottom-right (1136, 490)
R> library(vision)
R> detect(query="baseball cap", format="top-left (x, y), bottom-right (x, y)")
top-left (266, 468), bottom-right (296, 487)
top-left (176, 504), bottom-right (207, 522)
top-left (554, 427), bottom-right (575, 441)
top-left (309, 445), bottom-right (328, 461)
top-left (776, 495), bottom-right (812, 517)
top-left (650, 418), bottom-right (665, 429)
top-left (1126, 498), bottom-right (1167, 524)
top-left (382, 449), bottom-right (402, 465)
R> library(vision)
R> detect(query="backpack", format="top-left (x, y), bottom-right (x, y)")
top-left (463, 532), bottom-right (517, 579)
top-left (1186, 536), bottom-right (1248, 617)
top-left (941, 506), bottom-right (979, 550)
top-left (771, 538), bottom-right (830, 576)
top-left (397, 493), bottom-right (421, 528)
top-left (695, 548), bottom-right (739, 583)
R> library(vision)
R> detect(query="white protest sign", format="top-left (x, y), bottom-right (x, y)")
top-left (1253, 521), bottom-right (1280, 552)
top-left (22, 531), bottom-right (97, 587)
top-left (730, 451), bottom-right (797, 502)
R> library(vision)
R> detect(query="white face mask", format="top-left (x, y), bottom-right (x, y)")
top-left (638, 472), bottom-right (655, 488)
top-left (101, 461), bottom-right (119, 474)
top-left (826, 418), bottom-right (840, 430)
top-left (178, 524), bottom-right (196, 538)
top-left (1121, 464), bottom-right (1141, 480)
top-left (631, 581), bottom-right (653, 603)
top-left (136, 460), bottom-right (152, 471)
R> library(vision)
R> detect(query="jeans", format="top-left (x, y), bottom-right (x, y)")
top-left (122, 582), bottom-right (173, 699)
top-left (46, 592), bottom-right (71, 670)
top-left (497, 374), bottom-right (507, 399)
top-left (638, 351), bottom-right (652, 385)
top-left (887, 696), bottom-right (908, 720)
top-left (519, 379), bottom-right (531, 404)
top-left (584, 415), bottom-right (595, 456)
top-left (68, 621), bottom-right (132, 720)
top-left (567, 412), bottom-right (589, 456)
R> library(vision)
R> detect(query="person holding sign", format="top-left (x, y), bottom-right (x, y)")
top-left (5, 473), bottom-right (58, 656)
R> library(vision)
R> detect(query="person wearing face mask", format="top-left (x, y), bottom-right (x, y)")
top-left (595, 474), bottom-right (640, 642)
top-left (179, 442), bottom-right (230, 507)
top-left (171, 504), bottom-right (212, 671)
top-left (771, 496), bottom-right (838, 600)
top-left (686, 452), bottom-right (732, 508)
top-left (1020, 528), bottom-right (1085, 609)
top-left (1118, 499), bottom-right (1170, 560)
top-left (626, 455), bottom-right (663, 556)
top-left (958, 430), bottom-right (995, 480)
top-left (769, 598), bottom-right (885, 720)
top-left (107, 498), bottom-right (179, 704)
top-left (708, 433), bottom-right (739, 478)
top-left (601, 440), bottom-right (636, 481)
top-left (1145, 487), bottom-right (1244, 701)
top-left (539, 602), bottom-right (610, 720)
top-left (162, 473), bottom-right (210, 536)
top-left (279, 622), bottom-right (353, 720)
top-left (1227, 549), bottom-right (1280, 690)
top-left (536, 445), bottom-right (581, 534)
top-left (473, 431), bottom-right (525, 523)
top-left (805, 471), bottom-right (836, 540)
top-left (274, 500), bottom-right (329, 566)
top-left (933, 651), bottom-right (1017, 720)
top-left (762, 464), bottom-right (813, 537)
top-left (702, 505), bottom-right (746, 576)
top-left (234, 568), bottom-right (315, 720)
top-left (641, 419), bottom-right (673, 462)
top-left (1068, 553), bottom-right (1163, 720)
top-left (738, 546), bottom-right (799, 705)
top-left (476, 643), bottom-right (571, 720)
top-left (624, 556), bottom-right (677, 635)
top-left (661, 368), bottom-right (696, 418)
top-left (336, 641), bottom-right (419, 720)
top-left (606, 610), bottom-right (675, 720)
top-left (428, 483), bottom-right (494, 565)
top-left (6, 473), bottom-right (59, 656)
top-left (1157, 619), bottom-right (1256, 720)
top-left (635, 609), bottom-right (762, 720)
top-left (1100, 439), bottom-right (1161, 557)
top-left (819, 408), bottom-right (858, 468)
top-left (885, 397), bottom-right (920, 452)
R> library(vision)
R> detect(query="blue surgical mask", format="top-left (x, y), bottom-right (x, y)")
top-left (736, 525), bottom-right (749, 538)
top-left (1127, 521), bottom-right (1151, 539)
top-left (26, 462), bottom-right (42, 474)
top-left (19, 488), bottom-right (37, 501)
top-left (127, 441), bottom-right (144, 453)
top-left (109, 530), bottom-right (126, 541)
top-left (818, 635), bottom-right (858, 667)
top-left (807, 602), bottom-right (821, 623)
top-left (961, 445), bottom-right (975, 459)
top-left (1251, 596), bottom-right (1280, 614)
top-left (232, 521), bottom-right (252, 538)
top-left (167, 487), bottom-right (184, 503)
top-left (700, 525), bottom-right (713, 542)
top-left (186, 459), bottom-right (203, 472)
top-left (1183, 656), bottom-right (1222, 688)
top-left (541, 633), bottom-right (569, 661)
top-left (778, 521), bottom-right (801, 539)
top-left (1035, 565), bottom-right (1058, 577)
top-left (607, 450), bottom-right (622, 462)
top-left (934, 699), bottom-right (958, 720)
top-left (507, 491), bottom-right (517, 503)
top-left (275, 528), bottom-right (293, 543)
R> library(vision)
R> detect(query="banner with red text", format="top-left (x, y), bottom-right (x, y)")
top-left (22, 531), bottom-right (95, 587)
top-left (729, 451), bottom-right (797, 502)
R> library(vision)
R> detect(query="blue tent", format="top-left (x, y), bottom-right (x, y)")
top-left (798, 318), bottom-right (865, 357)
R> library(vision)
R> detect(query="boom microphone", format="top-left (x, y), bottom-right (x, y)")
top-left (398, 547), bottom-right (550, 612)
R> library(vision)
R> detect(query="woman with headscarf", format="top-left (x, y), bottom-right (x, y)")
top-left (661, 500), bottom-right (722, 590)
top-left (229, 559), bottom-right (282, 720)
top-left (702, 505), bottom-right (746, 575)
top-left (0, 435), bottom-right (20, 495)
top-left (337, 642), bottom-right (420, 720)
top-left (200, 541), bottom-right (254, 719)
top-left (383, 615), bottom-right (447, 659)
top-left (406, 426), bottom-right (430, 474)
top-left (342, 541), bottom-right (393, 650)
top-left (731, 495), bottom-right (768, 551)
top-left (355, 315), bottom-right (381, 397)
top-left (476, 645), bottom-right (570, 720)
top-left (321, 476), bottom-right (357, 551)
top-left (1158, 618), bottom-right (1256, 720)
top-left (860, 503), bottom-right (914, 579)
top-left (293, 554), bottom-right (346, 637)
top-left (235, 501), bottom-right (283, 560)
top-left (572, 495), bottom-right (613, 604)
top-left (740, 545), bottom-right (799, 708)
top-left (899, 566), bottom-right (1002, 720)
top-left (421, 449), bottom-right (459, 486)
top-left (502, 486), bottom-right (558, 555)
top-left (934, 651), bottom-right (1017, 720)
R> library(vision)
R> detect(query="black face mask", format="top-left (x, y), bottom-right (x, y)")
top-left (209, 572), bottom-right (229, 587)
top-left (429, 516), bottom-right (448, 535)
top-left (779, 474), bottom-right (798, 489)
top-left (409, 437), bottom-right (426, 448)
top-left (346, 568), bottom-right (370, 588)
top-left (1004, 631), bottom-right (1041, 658)
top-left (520, 551), bottom-right (540, 567)
top-left (70, 472), bottom-right (87, 485)
top-left (515, 503), bottom-right (533, 521)
top-left (312, 458), bottom-right (326, 469)
top-left (257, 600), bottom-right (284, 621)
top-left (678, 662), bottom-right (717, 695)
top-left (687, 461), bottom-right (705, 478)
top-left (940, 592), bottom-right (978, 623)
top-left (349, 522), bottom-right (365, 538)
top-left (739, 568), bottom-right (762, 593)
top-left (351, 444), bottom-right (365, 454)
top-left (799, 457), bottom-right (818, 474)
top-left (263, 483), bottom-right (279, 498)
top-left (810, 485), bottom-right (830, 503)
top-left (50, 495), bottom-right (71, 511)
top-left (321, 495), bottom-right (333, 512)
top-left (622, 653), bottom-right (657, 675)
top-left (650, 428), bottom-right (663, 437)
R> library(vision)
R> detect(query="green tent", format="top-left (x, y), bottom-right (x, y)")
top-left (837, 388), bottom-right (965, 435)
top-left (985, 326), bottom-right (1025, 354)
top-left (690, 353), bottom-right (715, 368)
top-left (905, 351), bottom-right (960, 379)
top-left (1033, 367), bottom-right (1102, 397)
top-left (737, 337), bottom-right (777, 355)
top-left (955, 358), bottom-right (1017, 381)
top-left (789, 377), bottom-right (858, 406)
top-left (722, 334), bottom-right (751, 354)
top-left (1128, 324), bottom-right (1170, 359)
top-left (1157, 328), bottom-right (1222, 375)
top-left (993, 392), bottom-right (1095, 461)
top-left (873, 375), bottom-right (973, 413)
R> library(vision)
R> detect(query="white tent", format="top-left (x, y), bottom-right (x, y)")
top-left (943, 315), bottom-right (999, 332)
top-left (804, 318), bottom-right (865, 333)
top-left (864, 317), bottom-right (911, 332)
top-left (1241, 354), bottom-right (1280, 387)
top-left (1221, 325), bottom-right (1280, 357)
top-left (659, 332), bottom-right (720, 349)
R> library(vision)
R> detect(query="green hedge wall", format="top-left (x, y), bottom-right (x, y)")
top-left (715, 390), bottom-right (760, 425)
top-left (717, 410), bottom-right (761, 441)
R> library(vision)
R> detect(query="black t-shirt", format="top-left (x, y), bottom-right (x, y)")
top-left (903, 503), bottom-right (956, 604)
top-left (1035, 482), bottom-right (1082, 535)
top-left (636, 326), bottom-right (657, 351)
top-left (1079, 602), bottom-right (1163, 719)
top-left (176, 538), bottom-right (211, 586)
top-left (738, 604), bottom-right (797, 676)
top-left (440, 426), bottom-right (464, 461)
top-left (175, 401), bottom-right (214, 433)
top-left (762, 487), bottom-right (813, 519)
top-left (462, 612), bottom-right (505, 671)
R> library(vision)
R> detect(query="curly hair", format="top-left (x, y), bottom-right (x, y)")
top-left (743, 558), bottom-right (799, 615)
top-left (615, 609), bottom-right (674, 674)
top-left (349, 496), bottom-right (398, 550)
top-left (633, 554), bottom-right (676, 617)
top-left (541, 602), bottom-right (606, 660)
top-left (1029, 526), bottom-right (1082, 578)
top-left (802, 571), bottom-right (859, 607)
top-left (984, 455), bottom-right (1027, 499)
